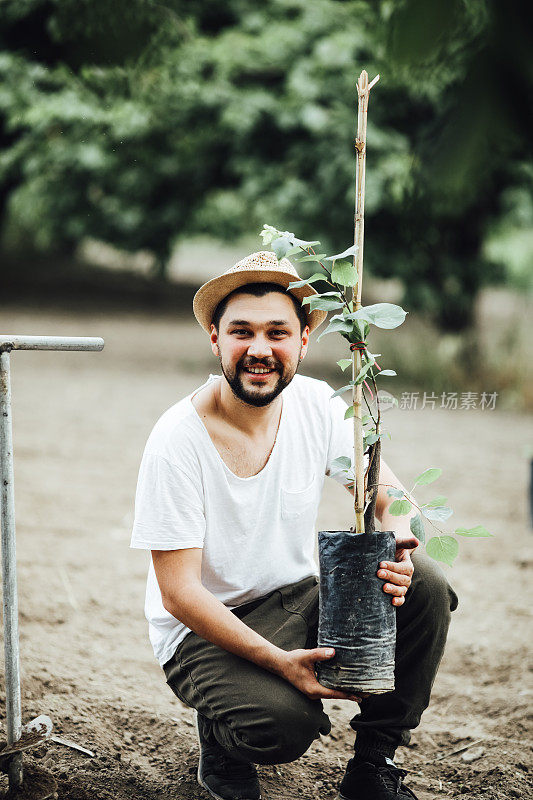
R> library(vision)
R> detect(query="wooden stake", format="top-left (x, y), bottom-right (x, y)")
top-left (352, 70), bottom-right (379, 534)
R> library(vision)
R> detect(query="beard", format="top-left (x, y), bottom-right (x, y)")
top-left (219, 352), bottom-right (300, 407)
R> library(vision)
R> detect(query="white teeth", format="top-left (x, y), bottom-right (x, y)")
top-left (246, 367), bottom-right (272, 374)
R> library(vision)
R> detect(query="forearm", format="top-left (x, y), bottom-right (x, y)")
top-left (164, 581), bottom-right (287, 675)
top-left (376, 458), bottom-right (417, 533)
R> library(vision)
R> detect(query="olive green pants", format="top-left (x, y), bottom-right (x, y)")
top-left (163, 552), bottom-right (458, 764)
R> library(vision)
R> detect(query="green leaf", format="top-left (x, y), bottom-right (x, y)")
top-left (347, 303), bottom-right (407, 330)
top-left (378, 369), bottom-right (396, 377)
top-left (354, 361), bottom-right (373, 384)
top-left (288, 236), bottom-right (320, 248)
top-left (302, 292), bottom-right (344, 311)
top-left (365, 432), bottom-right (380, 445)
top-left (410, 514), bottom-right (426, 544)
top-left (272, 236), bottom-right (291, 259)
top-left (387, 488), bottom-right (405, 499)
top-left (355, 319), bottom-right (370, 340)
top-left (426, 536), bottom-right (459, 566)
top-left (331, 259), bottom-right (358, 287)
top-left (297, 253), bottom-right (327, 263)
top-left (330, 456), bottom-right (352, 473)
top-left (389, 499), bottom-right (413, 516)
top-left (317, 317), bottom-right (353, 341)
top-left (414, 468), bottom-right (442, 486)
top-left (425, 495), bottom-right (448, 507)
top-left (454, 525), bottom-right (493, 538)
top-left (423, 506), bottom-right (453, 522)
top-left (344, 405), bottom-right (355, 420)
top-left (331, 383), bottom-right (354, 399)
top-left (337, 358), bottom-right (352, 371)
top-left (361, 414), bottom-right (373, 425)
top-left (307, 296), bottom-right (345, 312)
top-left (288, 273), bottom-right (327, 288)
top-left (324, 244), bottom-right (359, 261)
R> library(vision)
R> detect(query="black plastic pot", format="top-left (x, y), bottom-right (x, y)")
top-left (316, 530), bottom-right (396, 694)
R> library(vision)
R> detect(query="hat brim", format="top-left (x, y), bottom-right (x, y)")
top-left (193, 269), bottom-right (327, 333)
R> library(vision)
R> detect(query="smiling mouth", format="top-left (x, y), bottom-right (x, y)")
top-left (243, 367), bottom-right (276, 378)
top-left (243, 366), bottom-right (276, 376)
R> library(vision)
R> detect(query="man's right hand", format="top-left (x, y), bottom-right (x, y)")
top-left (276, 647), bottom-right (362, 702)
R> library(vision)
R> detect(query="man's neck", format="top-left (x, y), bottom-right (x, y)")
top-left (216, 377), bottom-right (282, 437)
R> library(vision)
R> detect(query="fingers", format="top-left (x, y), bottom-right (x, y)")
top-left (380, 579), bottom-right (408, 607)
top-left (294, 649), bottom-right (362, 702)
top-left (381, 582), bottom-right (408, 598)
top-left (379, 555), bottom-right (412, 604)
top-left (308, 677), bottom-right (361, 702)
top-left (377, 558), bottom-right (411, 606)
top-left (377, 566), bottom-right (411, 586)
top-left (307, 647), bottom-right (336, 663)
top-left (380, 559), bottom-right (414, 578)
top-left (320, 688), bottom-right (362, 702)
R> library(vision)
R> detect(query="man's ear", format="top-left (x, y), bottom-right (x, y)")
top-left (299, 325), bottom-right (310, 361)
top-left (210, 324), bottom-right (219, 356)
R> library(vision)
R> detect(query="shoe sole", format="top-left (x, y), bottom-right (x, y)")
top-left (194, 711), bottom-right (262, 800)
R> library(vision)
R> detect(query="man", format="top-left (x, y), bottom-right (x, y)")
top-left (131, 251), bottom-right (458, 800)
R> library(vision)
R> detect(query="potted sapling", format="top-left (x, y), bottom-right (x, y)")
top-left (259, 70), bottom-right (492, 695)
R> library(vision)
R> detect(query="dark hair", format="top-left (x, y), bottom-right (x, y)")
top-left (212, 283), bottom-right (308, 333)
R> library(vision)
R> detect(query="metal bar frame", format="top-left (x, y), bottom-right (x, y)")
top-left (0, 336), bottom-right (104, 352)
top-left (0, 335), bottom-right (104, 790)
top-left (1, 350), bottom-right (23, 788)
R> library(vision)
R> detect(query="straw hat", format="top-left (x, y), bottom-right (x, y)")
top-left (193, 251), bottom-right (327, 333)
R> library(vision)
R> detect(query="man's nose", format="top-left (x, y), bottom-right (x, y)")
top-left (247, 336), bottom-right (273, 358)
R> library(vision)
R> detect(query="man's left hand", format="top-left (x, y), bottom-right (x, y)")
top-left (377, 532), bottom-right (419, 607)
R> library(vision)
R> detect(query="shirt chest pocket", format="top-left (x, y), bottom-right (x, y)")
top-left (281, 475), bottom-right (317, 520)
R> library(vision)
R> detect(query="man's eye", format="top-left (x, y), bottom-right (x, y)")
top-left (271, 330), bottom-right (288, 337)
top-left (232, 329), bottom-right (249, 336)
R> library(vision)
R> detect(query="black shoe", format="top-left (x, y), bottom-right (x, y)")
top-left (338, 753), bottom-right (418, 799)
top-left (195, 712), bottom-right (261, 800)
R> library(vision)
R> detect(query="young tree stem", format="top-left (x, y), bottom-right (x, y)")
top-left (352, 69), bottom-right (379, 534)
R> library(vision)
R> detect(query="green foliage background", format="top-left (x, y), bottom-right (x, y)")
top-left (1, 0), bottom-right (531, 328)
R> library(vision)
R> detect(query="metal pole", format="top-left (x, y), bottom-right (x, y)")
top-left (0, 334), bottom-right (104, 790)
top-left (0, 335), bottom-right (104, 352)
top-left (0, 349), bottom-right (23, 789)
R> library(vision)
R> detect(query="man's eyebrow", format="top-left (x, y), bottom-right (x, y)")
top-left (227, 319), bottom-right (291, 327)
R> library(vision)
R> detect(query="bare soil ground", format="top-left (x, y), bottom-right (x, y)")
top-left (1, 305), bottom-right (532, 800)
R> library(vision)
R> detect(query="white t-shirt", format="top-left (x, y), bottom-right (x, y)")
top-left (131, 374), bottom-right (364, 667)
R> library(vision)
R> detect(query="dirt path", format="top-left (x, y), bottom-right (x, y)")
top-left (1, 306), bottom-right (531, 799)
